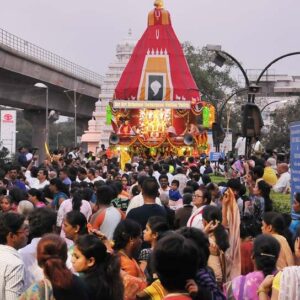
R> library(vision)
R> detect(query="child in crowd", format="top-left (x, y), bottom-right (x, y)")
top-left (169, 180), bottom-right (183, 210)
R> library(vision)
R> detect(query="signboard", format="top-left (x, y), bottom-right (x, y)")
top-left (0, 110), bottom-right (17, 155)
top-left (209, 152), bottom-right (222, 162)
top-left (290, 121), bottom-right (300, 217)
top-left (113, 100), bottom-right (191, 109)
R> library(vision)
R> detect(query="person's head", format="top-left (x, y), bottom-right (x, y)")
top-left (37, 169), bottom-right (48, 181)
top-left (142, 177), bottom-right (159, 200)
top-left (9, 166), bottom-right (19, 180)
top-left (72, 234), bottom-right (107, 273)
top-left (182, 193), bottom-right (193, 205)
top-left (63, 211), bottom-right (88, 241)
top-left (206, 183), bottom-right (220, 198)
top-left (28, 207), bottom-right (57, 238)
top-left (28, 188), bottom-right (44, 205)
top-left (192, 188), bottom-right (211, 208)
top-left (96, 185), bottom-right (114, 207)
top-left (17, 200), bottom-right (34, 219)
top-left (121, 174), bottom-right (130, 187)
top-left (252, 166), bottom-right (264, 180)
top-left (153, 233), bottom-right (199, 292)
top-left (159, 174), bottom-right (169, 189)
top-left (254, 180), bottom-right (273, 211)
top-left (0, 195), bottom-right (13, 213)
top-left (293, 193), bottom-right (300, 214)
top-left (252, 234), bottom-right (280, 277)
top-left (0, 213), bottom-right (28, 249)
top-left (87, 168), bottom-right (96, 180)
top-left (170, 179), bottom-right (179, 191)
top-left (202, 205), bottom-right (229, 252)
top-left (177, 227), bottom-right (210, 268)
top-left (73, 234), bottom-right (124, 300)
top-left (37, 234), bottom-right (72, 289)
top-left (49, 178), bottom-right (65, 194)
top-left (49, 170), bottom-right (57, 180)
top-left (277, 163), bottom-right (289, 175)
top-left (113, 219), bottom-right (142, 255)
top-left (143, 216), bottom-right (169, 245)
top-left (59, 168), bottom-right (69, 181)
top-left (262, 212), bottom-right (286, 235)
top-left (77, 167), bottom-right (88, 181)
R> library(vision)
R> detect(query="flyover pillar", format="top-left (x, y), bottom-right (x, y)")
top-left (24, 110), bottom-right (47, 164)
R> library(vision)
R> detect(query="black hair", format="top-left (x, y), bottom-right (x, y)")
top-left (9, 188), bottom-right (26, 205)
top-left (186, 181), bottom-right (199, 192)
top-left (263, 212), bottom-right (285, 235)
top-left (253, 234), bottom-right (280, 277)
top-left (76, 235), bottom-right (123, 300)
top-left (49, 178), bottom-right (69, 196)
top-left (253, 166), bottom-right (264, 179)
top-left (257, 180), bottom-right (273, 212)
top-left (158, 174), bottom-right (169, 183)
top-left (131, 185), bottom-right (140, 197)
top-left (28, 208), bottom-right (57, 238)
top-left (227, 178), bottom-right (242, 193)
top-left (77, 167), bottom-right (87, 175)
top-left (182, 193), bottom-right (193, 205)
top-left (171, 179), bottom-right (179, 188)
top-left (71, 189), bottom-right (83, 211)
top-left (96, 185), bottom-right (114, 206)
top-left (182, 186), bottom-right (194, 194)
top-left (142, 177), bottom-right (159, 199)
top-left (0, 213), bottom-right (25, 244)
top-left (28, 188), bottom-right (45, 203)
top-left (177, 227), bottom-right (210, 268)
top-left (153, 233), bottom-right (199, 292)
top-left (202, 205), bottom-right (229, 252)
top-left (295, 192), bottom-right (300, 204)
top-left (65, 211), bottom-right (88, 236)
top-left (147, 216), bottom-right (169, 239)
top-left (112, 219), bottom-right (141, 251)
top-left (81, 187), bottom-right (94, 202)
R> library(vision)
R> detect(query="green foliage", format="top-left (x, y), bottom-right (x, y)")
top-left (271, 191), bottom-right (291, 214)
top-left (183, 42), bottom-right (239, 111)
top-left (264, 98), bottom-right (300, 151)
top-left (211, 176), bottom-right (291, 214)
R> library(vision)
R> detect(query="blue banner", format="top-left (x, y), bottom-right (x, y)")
top-left (290, 121), bottom-right (300, 218)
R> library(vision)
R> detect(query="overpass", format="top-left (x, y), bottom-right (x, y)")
top-left (0, 28), bottom-right (104, 159)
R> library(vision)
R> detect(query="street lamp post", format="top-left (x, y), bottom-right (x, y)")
top-left (260, 100), bottom-right (287, 113)
top-left (56, 131), bottom-right (62, 149)
top-left (34, 83), bottom-right (49, 145)
top-left (64, 88), bottom-right (84, 147)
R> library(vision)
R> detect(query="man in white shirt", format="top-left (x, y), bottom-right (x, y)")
top-left (126, 175), bottom-right (161, 215)
top-left (19, 208), bottom-right (57, 289)
top-left (273, 163), bottom-right (291, 193)
top-left (152, 163), bottom-right (161, 184)
top-left (173, 167), bottom-right (188, 195)
top-left (234, 133), bottom-right (246, 157)
top-left (36, 169), bottom-right (50, 189)
top-left (76, 167), bottom-right (91, 183)
top-left (0, 213), bottom-right (29, 299)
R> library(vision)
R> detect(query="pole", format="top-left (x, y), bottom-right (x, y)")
top-left (45, 88), bottom-right (49, 145)
top-left (74, 91), bottom-right (77, 147)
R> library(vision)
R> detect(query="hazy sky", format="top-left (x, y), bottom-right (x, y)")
top-left (1, 0), bottom-right (300, 79)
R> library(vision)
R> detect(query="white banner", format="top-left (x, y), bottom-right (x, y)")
top-left (1, 110), bottom-right (17, 155)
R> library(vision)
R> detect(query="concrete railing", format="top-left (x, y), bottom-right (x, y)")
top-left (0, 28), bottom-right (103, 86)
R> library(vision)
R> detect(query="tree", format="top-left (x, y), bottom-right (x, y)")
top-left (263, 98), bottom-right (300, 151)
top-left (183, 42), bottom-right (239, 112)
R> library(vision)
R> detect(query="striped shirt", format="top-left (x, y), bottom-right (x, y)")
top-left (0, 244), bottom-right (25, 300)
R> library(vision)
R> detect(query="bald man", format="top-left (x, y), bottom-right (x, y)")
top-left (273, 163), bottom-right (290, 193)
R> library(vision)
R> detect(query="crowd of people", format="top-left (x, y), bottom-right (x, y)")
top-left (0, 145), bottom-right (297, 300)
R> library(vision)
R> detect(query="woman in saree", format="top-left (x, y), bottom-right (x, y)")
top-left (113, 219), bottom-right (147, 300)
top-left (225, 234), bottom-right (280, 300)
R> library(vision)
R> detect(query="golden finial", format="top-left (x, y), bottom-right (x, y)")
top-left (154, 0), bottom-right (164, 9)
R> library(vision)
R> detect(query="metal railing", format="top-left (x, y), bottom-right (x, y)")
top-left (0, 28), bottom-right (104, 86)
